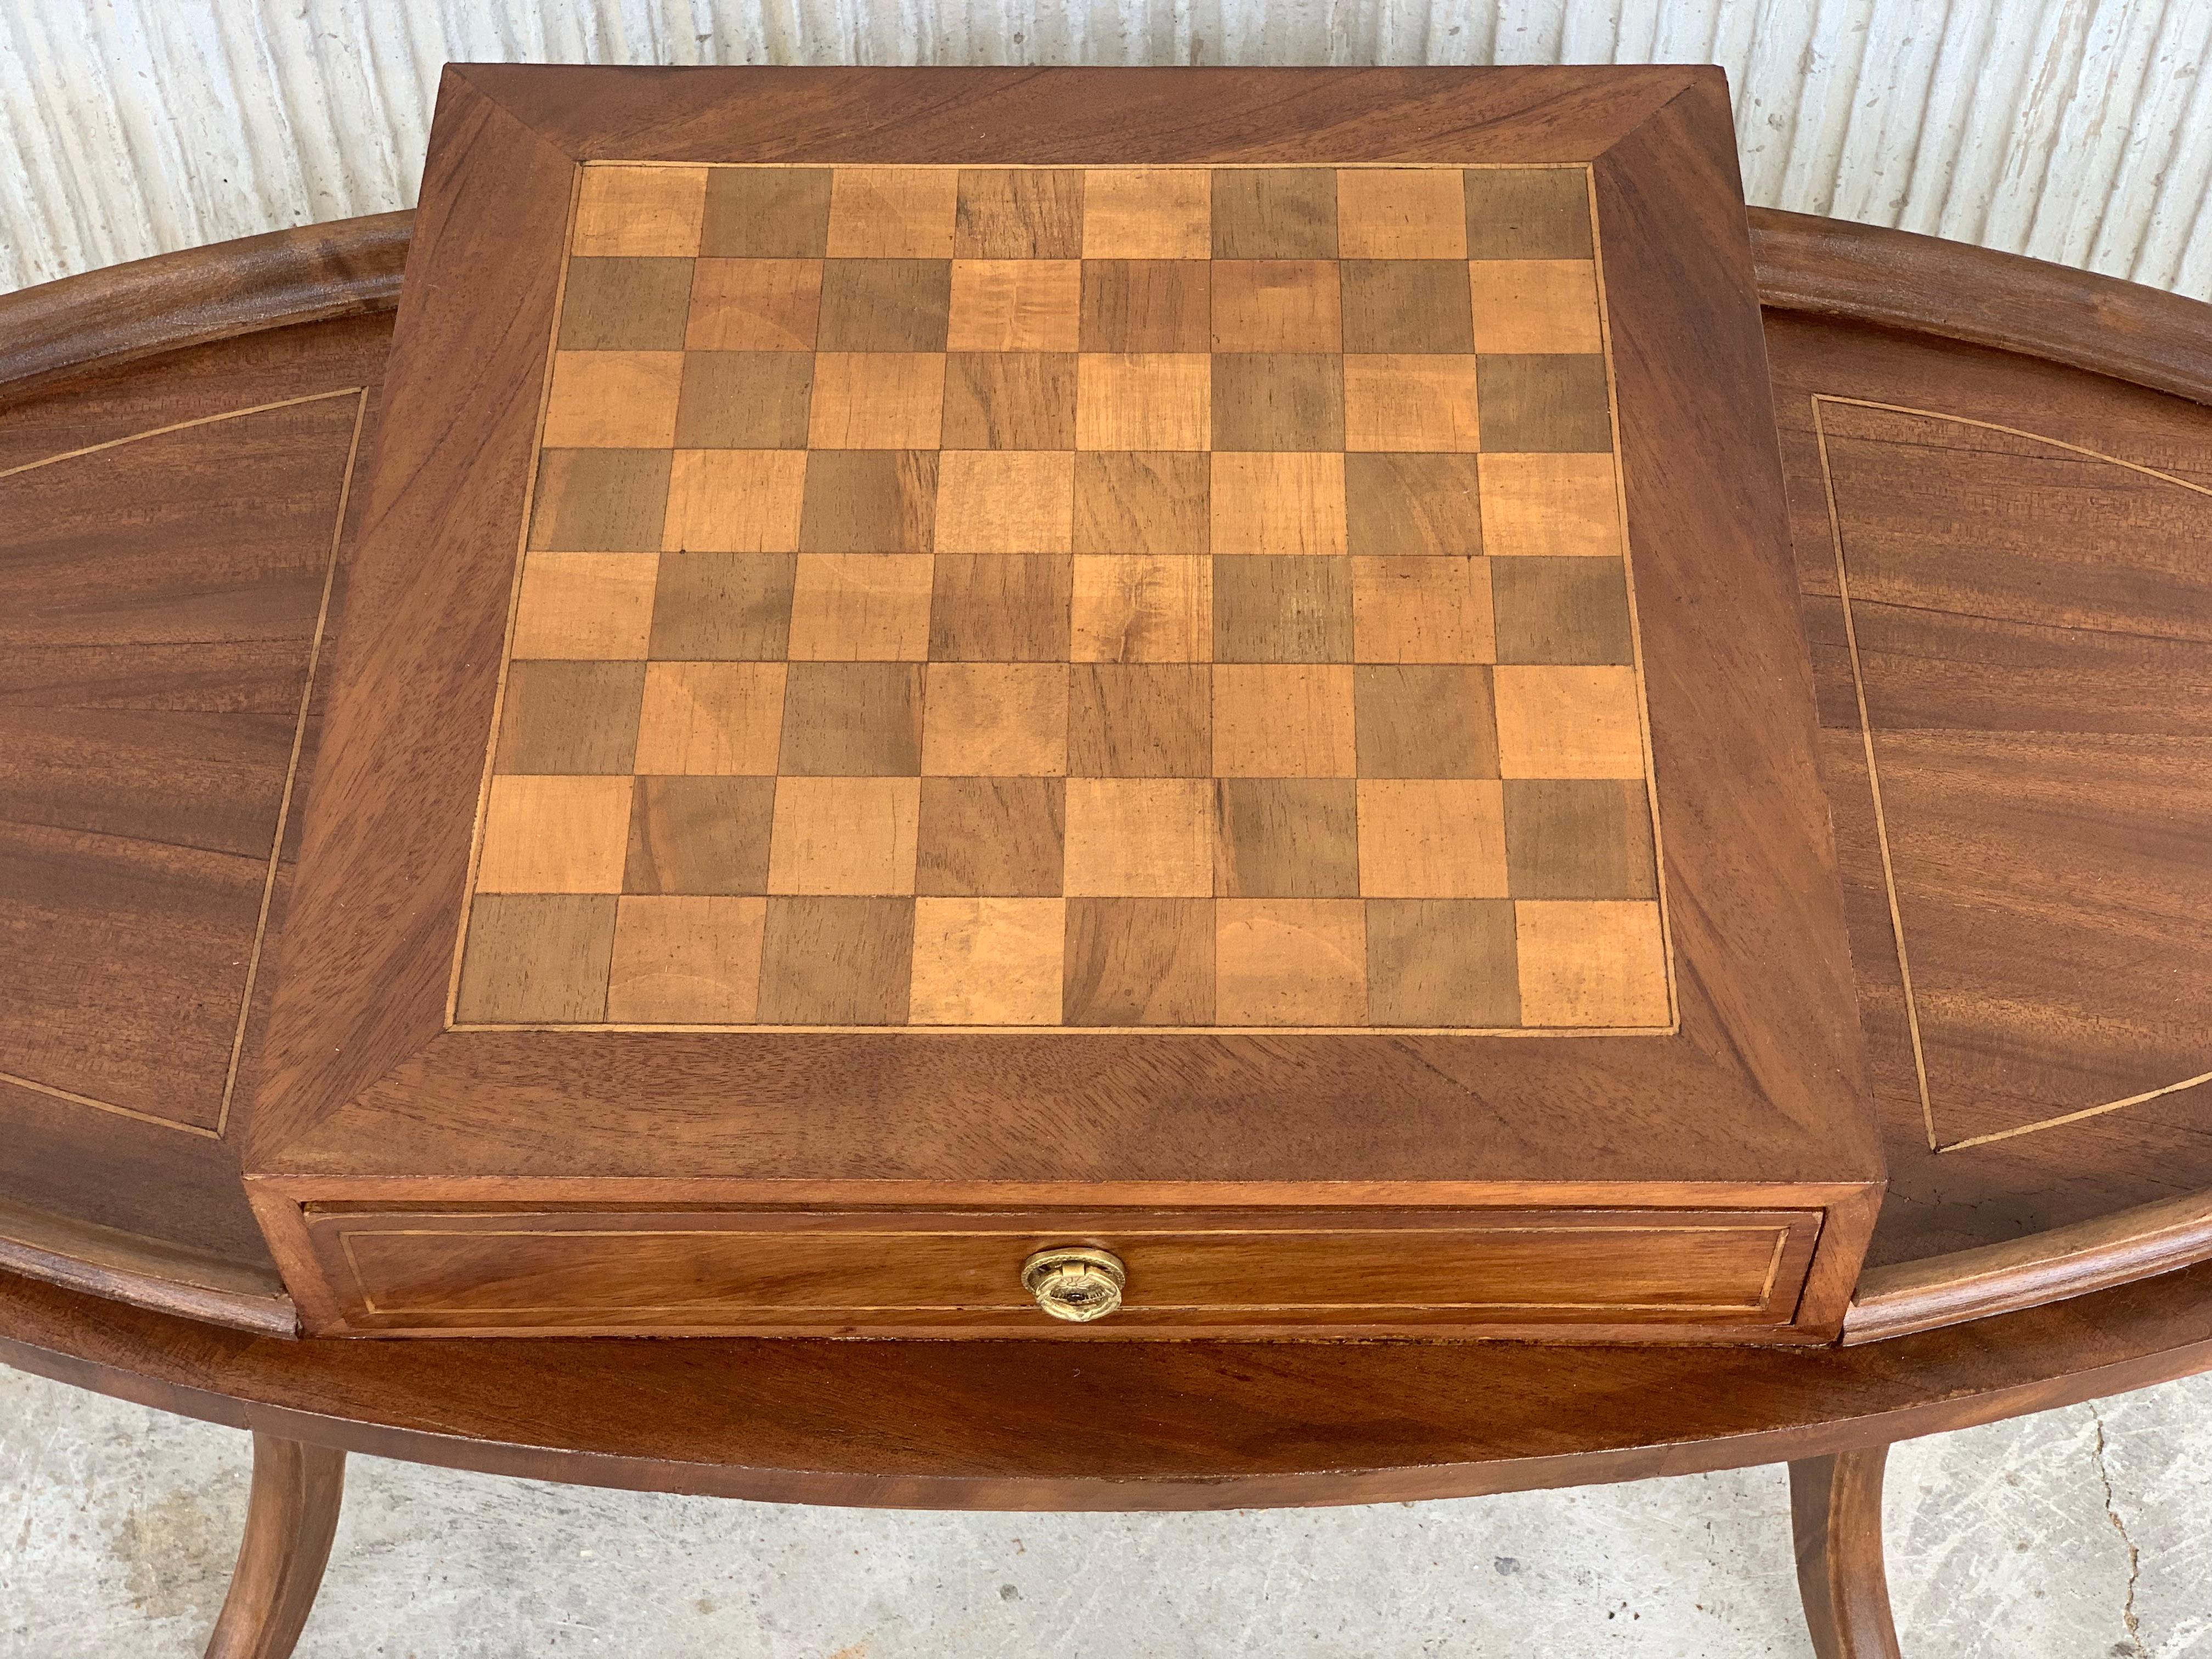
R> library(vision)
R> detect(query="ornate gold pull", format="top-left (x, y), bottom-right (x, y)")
top-left (1020, 1246), bottom-right (1126, 1322)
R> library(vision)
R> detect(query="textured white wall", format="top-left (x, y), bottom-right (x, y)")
top-left (2, 0), bottom-right (2209, 297)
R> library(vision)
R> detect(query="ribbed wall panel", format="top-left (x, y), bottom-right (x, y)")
top-left (2, 0), bottom-right (2207, 296)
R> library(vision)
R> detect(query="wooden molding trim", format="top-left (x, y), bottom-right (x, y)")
top-left (1747, 205), bottom-right (2212, 408)
top-left (1843, 1189), bottom-right (2212, 1345)
top-left (0, 210), bottom-right (412, 406)
top-left (0, 1198), bottom-right (295, 1339)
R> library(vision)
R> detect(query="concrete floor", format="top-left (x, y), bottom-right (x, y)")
top-left (3, 1362), bottom-right (2207, 1657)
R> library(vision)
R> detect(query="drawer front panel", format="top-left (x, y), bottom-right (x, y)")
top-left (300, 1206), bottom-right (1824, 1336)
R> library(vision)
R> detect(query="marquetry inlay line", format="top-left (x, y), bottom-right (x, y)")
top-left (0, 385), bottom-right (369, 1141)
top-left (338, 1222), bottom-right (1795, 1317)
top-left (1812, 392), bottom-right (2212, 1155)
top-left (447, 160), bottom-right (1677, 1035)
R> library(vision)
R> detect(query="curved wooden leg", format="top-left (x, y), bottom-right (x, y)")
top-left (203, 1432), bottom-right (346, 1659)
top-left (1790, 1444), bottom-right (1904, 1659)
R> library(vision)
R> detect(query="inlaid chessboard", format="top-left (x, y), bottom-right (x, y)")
top-left (451, 162), bottom-right (1672, 1033)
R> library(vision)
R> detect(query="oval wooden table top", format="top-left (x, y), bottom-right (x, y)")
top-left (1, 206), bottom-right (2209, 1508)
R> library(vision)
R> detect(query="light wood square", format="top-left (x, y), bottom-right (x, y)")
top-left (806, 353), bottom-right (945, 448)
top-left (607, 895), bottom-right (765, 1023)
top-left (1063, 777), bottom-right (1215, 896)
top-left (1343, 354), bottom-right (1481, 452)
top-left (633, 662), bottom-right (787, 775)
top-left (934, 450), bottom-right (1076, 553)
top-left (1070, 555), bottom-right (1211, 663)
top-left (1082, 169), bottom-right (1211, 258)
top-left (922, 663), bottom-right (1068, 775)
top-left (662, 450), bottom-right (807, 552)
top-left (512, 552), bottom-right (658, 659)
top-left (786, 554), bottom-right (935, 661)
top-left (1467, 259), bottom-right (1604, 354)
top-left (1515, 899), bottom-right (1670, 1027)
top-left (573, 165), bottom-right (708, 257)
top-left (826, 167), bottom-right (960, 257)
top-left (685, 259), bottom-right (823, 351)
top-left (1356, 779), bottom-right (1509, 896)
top-left (768, 776), bottom-right (921, 894)
top-left (1215, 899), bottom-right (1367, 1024)
top-left (909, 897), bottom-right (1066, 1024)
top-left (1212, 664), bottom-right (1356, 776)
top-left (477, 774), bottom-right (633, 893)
top-left (1210, 453), bottom-right (1346, 555)
top-left (1477, 453), bottom-right (1624, 558)
top-left (1076, 354), bottom-right (1211, 450)
top-left (1351, 556), bottom-right (1496, 663)
top-left (541, 352), bottom-right (684, 448)
top-left (947, 259), bottom-right (1082, 352)
top-left (1492, 665), bottom-right (1646, 778)
top-left (1209, 261), bottom-right (1342, 352)
top-left (1336, 169), bottom-right (1468, 260)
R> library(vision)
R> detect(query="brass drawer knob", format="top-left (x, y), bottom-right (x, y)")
top-left (1021, 1246), bottom-right (1126, 1323)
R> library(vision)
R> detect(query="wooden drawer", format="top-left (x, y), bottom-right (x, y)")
top-left (294, 1205), bottom-right (1824, 1337)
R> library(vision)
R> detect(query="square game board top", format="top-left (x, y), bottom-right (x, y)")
top-left (256, 67), bottom-right (1872, 1203)
top-left (455, 162), bottom-right (1669, 1034)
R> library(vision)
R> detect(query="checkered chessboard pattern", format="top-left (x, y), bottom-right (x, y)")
top-left (452, 162), bottom-right (1669, 1031)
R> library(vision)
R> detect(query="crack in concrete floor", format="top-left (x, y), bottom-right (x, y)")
top-left (4, 1365), bottom-right (2209, 1657)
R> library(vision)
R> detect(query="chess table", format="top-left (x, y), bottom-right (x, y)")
top-left (241, 66), bottom-right (1880, 1343)
top-left (7, 64), bottom-right (2212, 1659)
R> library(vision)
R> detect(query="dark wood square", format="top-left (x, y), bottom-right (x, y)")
top-left (648, 553), bottom-right (795, 660)
top-left (675, 352), bottom-right (815, 448)
top-left (558, 257), bottom-right (695, 349)
top-left (495, 660), bottom-right (645, 774)
top-left (942, 353), bottom-right (1077, 450)
top-left (1502, 777), bottom-right (1657, 899)
top-left (756, 895), bottom-right (914, 1024)
top-left (1344, 453), bottom-right (1484, 556)
top-left (625, 775), bottom-right (777, 894)
top-left (1365, 898), bottom-right (1520, 1025)
top-left (1353, 665), bottom-right (1499, 778)
top-left (1213, 555), bottom-right (1353, 662)
top-left (1341, 262), bottom-right (1476, 353)
top-left (1464, 166), bottom-right (1594, 259)
top-left (798, 450), bottom-right (938, 552)
top-left (928, 554), bottom-right (1071, 661)
top-left (700, 166), bottom-right (832, 257)
top-left (777, 662), bottom-right (923, 775)
top-left (1211, 353), bottom-right (1345, 450)
top-left (916, 776), bottom-right (1066, 896)
top-left (816, 259), bottom-right (952, 351)
top-left (1477, 354), bottom-right (1614, 452)
top-left (1068, 663), bottom-right (1211, 776)
top-left (1080, 259), bottom-right (1210, 352)
top-left (1212, 167), bottom-right (1338, 258)
top-left (1216, 778), bottom-right (1361, 897)
top-left (529, 449), bottom-right (671, 551)
top-left (1063, 896), bottom-right (1214, 1024)
top-left (1492, 556), bottom-right (1636, 663)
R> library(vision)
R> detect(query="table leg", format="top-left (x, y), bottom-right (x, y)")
top-left (1789, 1444), bottom-right (1903, 1659)
top-left (202, 1432), bottom-right (346, 1659)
